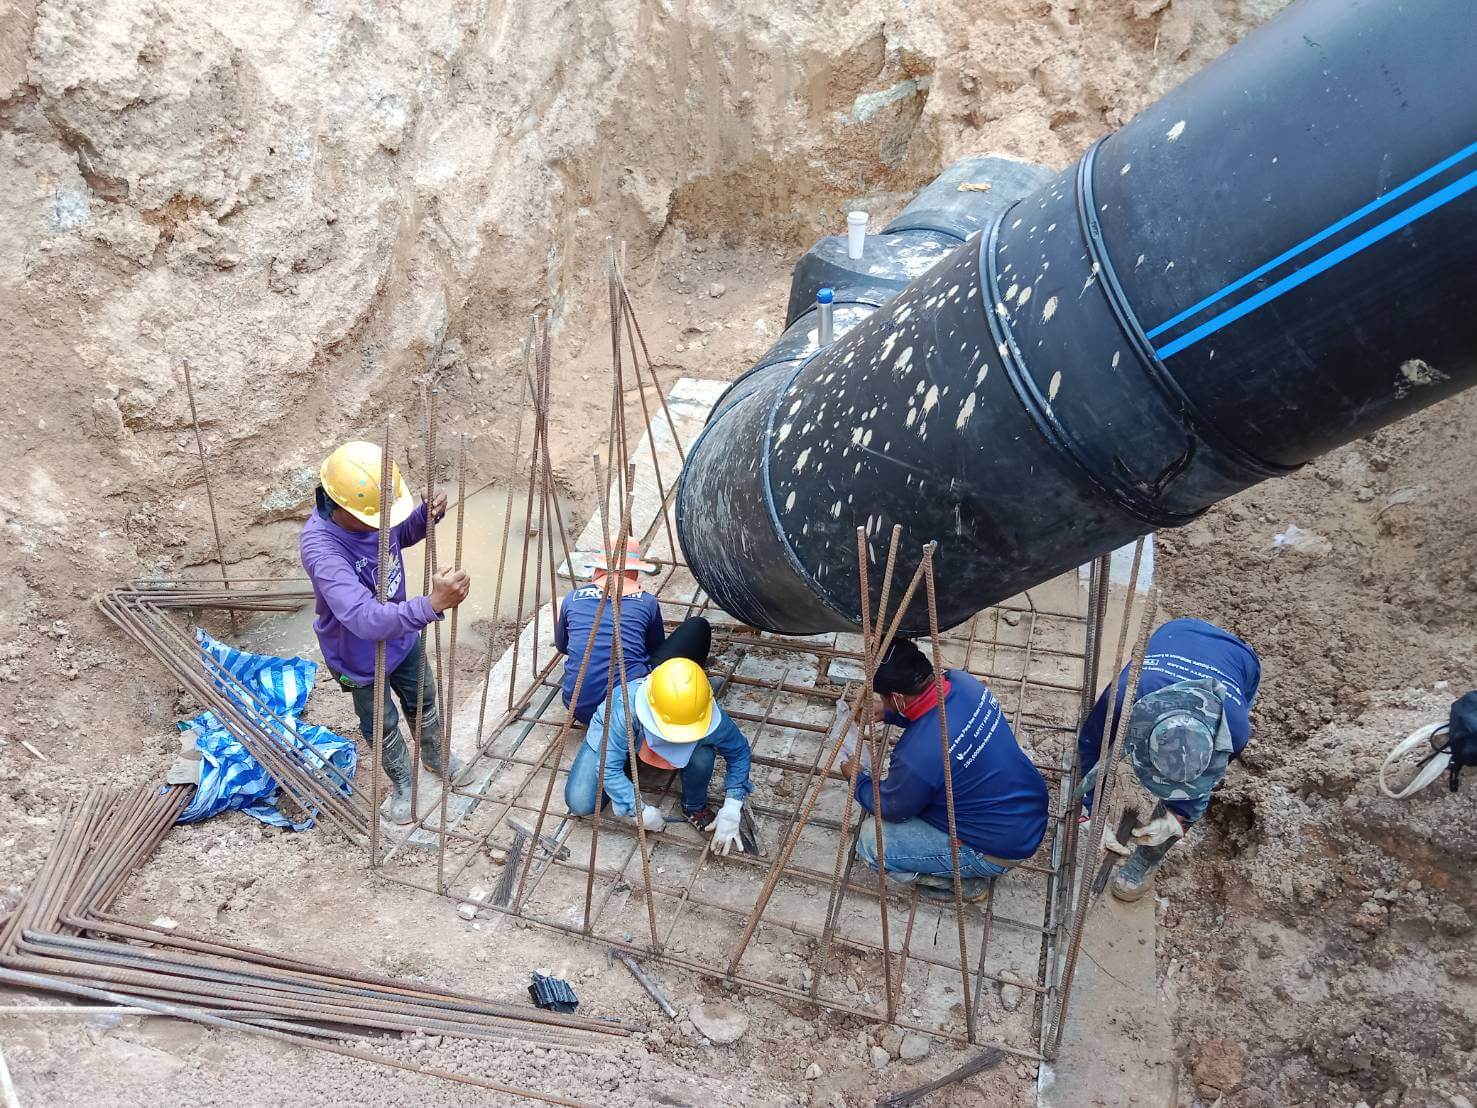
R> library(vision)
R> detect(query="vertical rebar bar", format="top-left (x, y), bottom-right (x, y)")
top-left (507, 323), bottom-right (545, 711)
top-left (474, 324), bottom-right (534, 743)
top-left (368, 417), bottom-right (394, 867)
top-left (1052, 554), bottom-right (1112, 962)
top-left (179, 360), bottom-right (237, 637)
top-left (408, 384), bottom-right (436, 834)
top-left (812, 527), bottom-right (896, 1013)
top-left (424, 388), bottom-right (447, 730)
top-left (436, 436), bottom-right (467, 894)
top-left (727, 557), bottom-right (930, 977)
top-left (922, 546), bottom-right (975, 1040)
top-left (1046, 573), bottom-right (1156, 1060)
top-left (606, 468), bottom-right (663, 952)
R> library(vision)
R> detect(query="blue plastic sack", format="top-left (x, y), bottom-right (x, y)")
top-left (177, 630), bottom-right (356, 830)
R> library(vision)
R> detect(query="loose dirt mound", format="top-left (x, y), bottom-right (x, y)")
top-left (1157, 394), bottom-right (1477, 1106)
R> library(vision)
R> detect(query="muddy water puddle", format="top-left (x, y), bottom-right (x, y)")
top-left (236, 482), bottom-right (576, 662)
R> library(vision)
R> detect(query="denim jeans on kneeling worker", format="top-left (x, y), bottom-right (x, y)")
top-left (854, 815), bottom-right (1012, 887)
top-left (564, 736), bottom-right (719, 817)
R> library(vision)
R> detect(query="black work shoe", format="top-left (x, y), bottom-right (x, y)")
top-left (917, 880), bottom-right (992, 905)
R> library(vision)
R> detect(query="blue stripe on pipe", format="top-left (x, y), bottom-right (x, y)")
top-left (1155, 167), bottom-right (1477, 360)
top-left (1145, 140), bottom-right (1477, 341)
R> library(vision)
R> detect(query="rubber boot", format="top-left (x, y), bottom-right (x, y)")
top-left (418, 719), bottom-right (466, 783)
top-left (378, 726), bottom-right (415, 825)
top-left (1111, 839), bottom-right (1175, 903)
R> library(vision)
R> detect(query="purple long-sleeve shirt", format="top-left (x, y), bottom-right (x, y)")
top-left (300, 487), bottom-right (441, 685)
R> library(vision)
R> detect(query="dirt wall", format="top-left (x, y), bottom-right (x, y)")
top-left (0, 0), bottom-right (1275, 788)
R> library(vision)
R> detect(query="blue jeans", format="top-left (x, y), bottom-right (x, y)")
top-left (855, 815), bottom-right (1012, 894)
top-left (343, 638), bottom-right (437, 744)
top-left (564, 737), bottom-right (719, 816)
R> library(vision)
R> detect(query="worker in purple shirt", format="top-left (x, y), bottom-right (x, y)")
top-left (553, 537), bottom-right (711, 725)
top-left (844, 638), bottom-right (1049, 904)
top-left (1076, 617), bottom-right (1261, 902)
top-left (299, 441), bottom-right (471, 824)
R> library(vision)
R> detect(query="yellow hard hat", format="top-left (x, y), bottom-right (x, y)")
top-left (636, 658), bottom-right (715, 745)
top-left (319, 441), bottom-right (416, 529)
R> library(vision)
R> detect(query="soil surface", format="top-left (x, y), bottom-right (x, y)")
top-left (1153, 395), bottom-right (1477, 1108)
top-left (7, 1), bottom-right (1476, 1106)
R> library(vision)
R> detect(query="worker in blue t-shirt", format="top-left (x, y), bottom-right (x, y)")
top-left (1076, 617), bottom-right (1261, 902)
top-left (846, 638), bottom-right (1050, 904)
top-left (553, 538), bottom-right (711, 724)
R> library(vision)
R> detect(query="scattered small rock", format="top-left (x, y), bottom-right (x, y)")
top-left (1350, 900), bottom-right (1388, 936)
top-left (708, 282), bottom-right (727, 299)
top-left (869, 1045), bottom-right (890, 1070)
top-left (1442, 951), bottom-right (1476, 979)
top-left (1002, 610), bottom-right (1022, 627)
top-left (1271, 524), bottom-right (1332, 557)
top-left (899, 1032), bottom-right (931, 1063)
top-left (456, 903), bottom-right (477, 921)
top-left (879, 1028), bottom-right (903, 1059)
top-left (689, 1001), bottom-right (748, 1044)
top-left (1435, 904), bottom-right (1474, 937)
top-left (845, 975), bottom-right (859, 994)
top-left (805, 1063), bottom-right (823, 1080)
top-left (466, 886), bottom-right (490, 905)
top-left (487, 847), bottom-right (509, 865)
top-left (1000, 983), bottom-right (1023, 1011)
top-left (1193, 1037), bottom-right (1247, 1092)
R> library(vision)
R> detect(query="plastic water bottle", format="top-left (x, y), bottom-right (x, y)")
top-left (817, 288), bottom-right (834, 346)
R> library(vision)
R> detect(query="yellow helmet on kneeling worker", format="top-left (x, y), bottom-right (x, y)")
top-left (635, 658), bottom-right (718, 767)
top-left (320, 441), bottom-right (416, 529)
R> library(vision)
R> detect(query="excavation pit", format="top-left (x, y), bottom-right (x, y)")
top-left (364, 376), bottom-right (1109, 1061)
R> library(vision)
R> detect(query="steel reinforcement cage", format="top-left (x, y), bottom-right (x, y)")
top-left (346, 267), bottom-right (1135, 1064)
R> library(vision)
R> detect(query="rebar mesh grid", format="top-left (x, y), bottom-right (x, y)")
top-left (374, 555), bottom-right (1098, 1060)
top-left (356, 262), bottom-right (1109, 1058)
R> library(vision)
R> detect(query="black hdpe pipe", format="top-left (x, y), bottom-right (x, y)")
top-left (677, 0), bottom-right (1477, 635)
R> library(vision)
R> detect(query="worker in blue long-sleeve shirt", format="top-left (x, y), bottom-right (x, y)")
top-left (1076, 617), bottom-right (1261, 902)
top-left (846, 638), bottom-right (1049, 904)
top-left (563, 657), bottom-right (755, 851)
top-left (553, 537), bottom-right (712, 724)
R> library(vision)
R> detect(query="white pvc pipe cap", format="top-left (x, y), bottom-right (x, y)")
top-left (847, 211), bottom-right (868, 259)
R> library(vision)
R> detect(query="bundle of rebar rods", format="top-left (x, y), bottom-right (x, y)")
top-left (0, 783), bottom-right (630, 1104)
top-left (95, 582), bottom-right (373, 843)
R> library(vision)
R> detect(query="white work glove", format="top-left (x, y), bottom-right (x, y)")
top-left (1130, 809), bottom-right (1184, 847)
top-left (1099, 823), bottom-right (1133, 856)
top-left (1099, 809), bottom-right (1183, 854)
top-left (834, 699), bottom-right (872, 776)
top-left (704, 797), bottom-right (745, 856)
top-left (638, 804), bottom-right (665, 833)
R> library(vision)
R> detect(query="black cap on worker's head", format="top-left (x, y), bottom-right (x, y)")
top-left (873, 638), bottom-right (934, 696)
